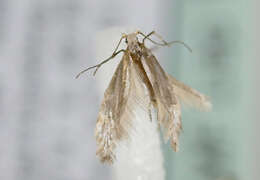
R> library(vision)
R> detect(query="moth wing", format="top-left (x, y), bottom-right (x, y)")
top-left (95, 53), bottom-right (132, 163)
top-left (141, 47), bottom-right (182, 151)
top-left (167, 74), bottom-right (212, 111)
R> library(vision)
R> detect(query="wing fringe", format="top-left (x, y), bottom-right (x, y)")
top-left (167, 74), bottom-right (212, 111)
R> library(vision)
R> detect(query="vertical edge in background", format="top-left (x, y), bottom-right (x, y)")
top-left (252, 0), bottom-right (260, 179)
top-left (159, 1), bottom-right (184, 180)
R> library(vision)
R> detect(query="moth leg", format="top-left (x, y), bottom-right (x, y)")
top-left (92, 49), bottom-right (126, 75)
top-left (76, 35), bottom-right (127, 78)
top-left (76, 49), bottom-right (125, 77)
top-left (137, 31), bottom-right (192, 52)
top-left (148, 102), bottom-right (152, 122)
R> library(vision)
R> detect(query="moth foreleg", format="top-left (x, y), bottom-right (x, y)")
top-left (76, 35), bottom-right (127, 78)
top-left (76, 49), bottom-right (126, 78)
top-left (92, 49), bottom-right (126, 75)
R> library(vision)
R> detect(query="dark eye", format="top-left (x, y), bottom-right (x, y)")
top-left (125, 38), bottom-right (128, 43)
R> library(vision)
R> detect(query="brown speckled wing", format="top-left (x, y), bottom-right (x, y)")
top-left (140, 46), bottom-right (182, 152)
top-left (95, 52), bottom-right (132, 163)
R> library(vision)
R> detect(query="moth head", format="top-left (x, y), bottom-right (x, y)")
top-left (123, 32), bottom-right (141, 54)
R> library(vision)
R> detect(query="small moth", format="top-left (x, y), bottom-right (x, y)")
top-left (76, 30), bottom-right (211, 164)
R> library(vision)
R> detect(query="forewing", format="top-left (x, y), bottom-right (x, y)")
top-left (140, 47), bottom-right (182, 151)
top-left (167, 74), bottom-right (212, 111)
top-left (95, 53), bottom-right (131, 163)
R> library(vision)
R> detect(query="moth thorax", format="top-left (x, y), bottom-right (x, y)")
top-left (126, 33), bottom-right (142, 55)
top-left (128, 42), bottom-right (142, 55)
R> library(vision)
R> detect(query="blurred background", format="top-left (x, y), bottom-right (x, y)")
top-left (0, 0), bottom-right (257, 180)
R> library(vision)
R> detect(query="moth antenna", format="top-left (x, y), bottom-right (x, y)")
top-left (137, 31), bottom-right (192, 53)
top-left (76, 35), bottom-right (126, 78)
top-left (168, 40), bottom-right (192, 53)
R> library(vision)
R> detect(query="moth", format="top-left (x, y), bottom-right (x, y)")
top-left (76, 30), bottom-right (211, 164)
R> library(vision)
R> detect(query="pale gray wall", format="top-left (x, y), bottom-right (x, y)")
top-left (0, 0), bottom-right (168, 180)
